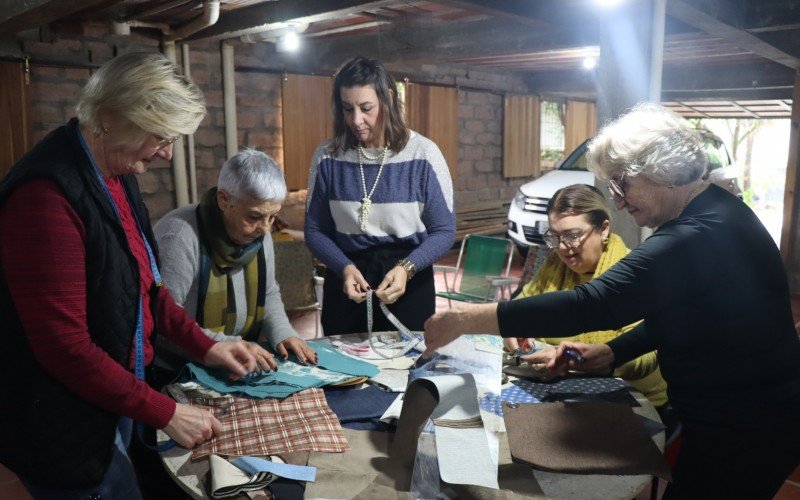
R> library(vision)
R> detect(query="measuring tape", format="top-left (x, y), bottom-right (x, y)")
top-left (365, 290), bottom-right (423, 359)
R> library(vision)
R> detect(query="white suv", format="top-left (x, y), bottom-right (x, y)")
top-left (507, 133), bottom-right (742, 252)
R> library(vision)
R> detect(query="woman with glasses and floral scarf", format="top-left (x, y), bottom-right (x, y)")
top-left (423, 103), bottom-right (800, 498)
top-left (504, 184), bottom-right (667, 408)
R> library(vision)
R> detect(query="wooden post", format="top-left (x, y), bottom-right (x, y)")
top-left (780, 72), bottom-right (800, 291)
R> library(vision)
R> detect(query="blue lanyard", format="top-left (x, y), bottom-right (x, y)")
top-left (77, 130), bottom-right (176, 451)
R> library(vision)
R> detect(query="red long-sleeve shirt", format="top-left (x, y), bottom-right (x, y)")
top-left (0, 178), bottom-right (216, 429)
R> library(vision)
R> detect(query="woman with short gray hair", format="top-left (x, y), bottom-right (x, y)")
top-left (155, 148), bottom-right (317, 383)
top-left (423, 103), bottom-right (800, 498)
top-left (217, 147), bottom-right (288, 201)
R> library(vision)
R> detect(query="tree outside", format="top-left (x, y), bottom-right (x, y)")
top-left (694, 118), bottom-right (789, 246)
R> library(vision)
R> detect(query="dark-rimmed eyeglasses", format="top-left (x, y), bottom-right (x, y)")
top-left (542, 227), bottom-right (594, 249)
top-left (607, 173), bottom-right (626, 199)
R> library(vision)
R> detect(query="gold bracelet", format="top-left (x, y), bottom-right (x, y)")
top-left (396, 258), bottom-right (416, 280)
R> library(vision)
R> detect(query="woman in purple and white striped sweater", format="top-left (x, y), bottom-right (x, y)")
top-left (305, 56), bottom-right (455, 336)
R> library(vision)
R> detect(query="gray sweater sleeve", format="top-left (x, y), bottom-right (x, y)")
top-left (258, 231), bottom-right (299, 347)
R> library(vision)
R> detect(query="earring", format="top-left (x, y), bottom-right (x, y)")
top-left (602, 235), bottom-right (609, 245)
top-left (101, 125), bottom-right (110, 134)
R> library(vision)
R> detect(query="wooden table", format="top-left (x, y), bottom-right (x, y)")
top-left (159, 334), bottom-right (664, 499)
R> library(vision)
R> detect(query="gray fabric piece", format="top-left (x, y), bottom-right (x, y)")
top-left (154, 204), bottom-right (298, 369)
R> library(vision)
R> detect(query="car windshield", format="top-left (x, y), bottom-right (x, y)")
top-left (705, 140), bottom-right (732, 172)
top-left (557, 141), bottom-right (590, 171)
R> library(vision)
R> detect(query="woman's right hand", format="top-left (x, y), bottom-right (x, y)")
top-left (342, 264), bottom-right (370, 303)
top-left (163, 403), bottom-right (223, 448)
top-left (503, 337), bottom-right (520, 352)
top-left (534, 341), bottom-right (615, 378)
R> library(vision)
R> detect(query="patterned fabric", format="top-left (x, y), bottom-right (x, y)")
top-left (480, 385), bottom-right (540, 416)
top-left (512, 377), bottom-right (639, 405)
top-left (192, 389), bottom-right (349, 459)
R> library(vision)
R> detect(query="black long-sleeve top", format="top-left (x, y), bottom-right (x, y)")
top-left (498, 184), bottom-right (800, 433)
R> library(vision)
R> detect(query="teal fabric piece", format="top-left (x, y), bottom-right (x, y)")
top-left (185, 363), bottom-right (303, 398)
top-left (305, 341), bottom-right (380, 377)
top-left (184, 342), bottom-right (377, 398)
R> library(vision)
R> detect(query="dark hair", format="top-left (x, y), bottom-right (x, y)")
top-left (546, 184), bottom-right (610, 228)
top-left (328, 56), bottom-right (409, 154)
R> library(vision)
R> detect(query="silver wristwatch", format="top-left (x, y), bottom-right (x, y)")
top-left (396, 258), bottom-right (416, 280)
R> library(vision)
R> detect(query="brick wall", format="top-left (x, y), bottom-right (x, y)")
top-left (455, 90), bottom-right (525, 208)
top-left (8, 27), bottom-right (541, 229)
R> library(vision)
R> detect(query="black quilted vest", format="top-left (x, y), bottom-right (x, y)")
top-left (0, 119), bottom-right (161, 488)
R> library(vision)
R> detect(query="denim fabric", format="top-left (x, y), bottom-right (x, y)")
top-left (324, 385), bottom-right (400, 431)
top-left (21, 426), bottom-right (142, 500)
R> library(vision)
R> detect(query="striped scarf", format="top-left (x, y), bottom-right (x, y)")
top-left (196, 188), bottom-right (265, 340)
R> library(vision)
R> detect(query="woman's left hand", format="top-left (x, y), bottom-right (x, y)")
top-left (276, 337), bottom-right (318, 365)
top-left (375, 265), bottom-right (408, 304)
top-left (203, 341), bottom-right (257, 380)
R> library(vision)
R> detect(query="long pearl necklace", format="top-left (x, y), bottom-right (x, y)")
top-left (358, 144), bottom-right (389, 232)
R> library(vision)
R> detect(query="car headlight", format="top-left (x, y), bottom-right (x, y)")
top-left (513, 190), bottom-right (526, 210)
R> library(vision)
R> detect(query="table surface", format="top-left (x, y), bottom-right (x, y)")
top-left (159, 333), bottom-right (664, 499)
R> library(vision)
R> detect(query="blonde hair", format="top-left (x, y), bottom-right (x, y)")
top-left (587, 103), bottom-right (707, 187)
top-left (76, 52), bottom-right (206, 146)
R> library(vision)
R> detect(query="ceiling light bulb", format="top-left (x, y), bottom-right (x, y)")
top-left (582, 57), bottom-right (597, 70)
top-left (280, 31), bottom-right (299, 52)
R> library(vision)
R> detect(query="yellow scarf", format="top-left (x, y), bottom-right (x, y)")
top-left (517, 233), bottom-right (668, 406)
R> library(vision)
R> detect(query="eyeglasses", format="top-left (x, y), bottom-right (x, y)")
top-left (607, 173), bottom-right (627, 199)
top-left (154, 133), bottom-right (179, 149)
top-left (543, 227), bottom-right (594, 249)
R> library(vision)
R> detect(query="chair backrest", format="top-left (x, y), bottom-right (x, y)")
top-left (273, 240), bottom-right (317, 310)
top-left (457, 235), bottom-right (513, 299)
top-left (511, 245), bottom-right (552, 298)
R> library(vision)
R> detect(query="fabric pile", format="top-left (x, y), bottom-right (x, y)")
top-left (184, 341), bottom-right (379, 398)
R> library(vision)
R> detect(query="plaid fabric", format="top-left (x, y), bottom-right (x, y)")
top-left (192, 388), bottom-right (349, 459)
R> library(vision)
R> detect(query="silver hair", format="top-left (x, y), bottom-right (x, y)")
top-left (218, 148), bottom-right (287, 202)
top-left (586, 103), bottom-right (707, 186)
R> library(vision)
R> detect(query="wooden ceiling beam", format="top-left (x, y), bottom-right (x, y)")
top-left (301, 18), bottom-right (597, 68)
top-left (667, 0), bottom-right (800, 70)
top-left (434, 0), bottom-right (552, 29)
top-left (186, 0), bottom-right (398, 42)
top-left (0, 0), bottom-right (115, 35)
top-left (527, 62), bottom-right (796, 101)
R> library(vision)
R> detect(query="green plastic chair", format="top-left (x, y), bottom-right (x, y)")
top-left (434, 234), bottom-right (516, 308)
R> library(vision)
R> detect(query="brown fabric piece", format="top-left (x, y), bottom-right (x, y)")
top-left (389, 378), bottom-right (439, 469)
top-left (306, 429), bottom-right (413, 499)
top-left (503, 402), bottom-right (671, 480)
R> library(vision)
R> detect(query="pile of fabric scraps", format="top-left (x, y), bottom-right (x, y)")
top-left (208, 453), bottom-right (317, 499)
top-left (192, 388), bottom-right (349, 459)
top-left (184, 341), bottom-right (379, 398)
